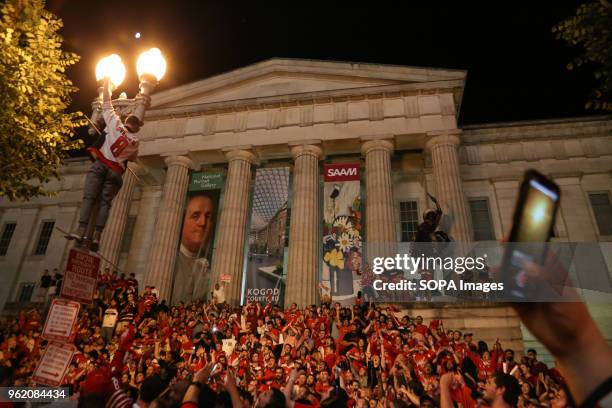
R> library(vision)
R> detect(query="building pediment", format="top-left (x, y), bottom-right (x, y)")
top-left (151, 58), bottom-right (466, 110)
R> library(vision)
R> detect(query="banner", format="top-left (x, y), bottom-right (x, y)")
top-left (243, 167), bottom-right (290, 304)
top-left (172, 172), bottom-right (223, 304)
top-left (322, 163), bottom-right (362, 304)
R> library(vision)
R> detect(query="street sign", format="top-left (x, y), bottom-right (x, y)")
top-left (42, 299), bottom-right (80, 343)
top-left (61, 248), bottom-right (100, 304)
top-left (32, 342), bottom-right (76, 387)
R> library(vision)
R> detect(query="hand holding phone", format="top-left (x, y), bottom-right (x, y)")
top-left (502, 170), bottom-right (560, 299)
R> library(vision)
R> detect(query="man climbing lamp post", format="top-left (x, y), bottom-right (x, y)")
top-left (69, 48), bottom-right (167, 252)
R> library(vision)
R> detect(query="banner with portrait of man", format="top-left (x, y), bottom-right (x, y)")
top-left (172, 172), bottom-right (223, 304)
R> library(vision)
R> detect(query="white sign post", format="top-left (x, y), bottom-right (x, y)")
top-left (32, 342), bottom-right (76, 387)
top-left (42, 299), bottom-right (80, 343)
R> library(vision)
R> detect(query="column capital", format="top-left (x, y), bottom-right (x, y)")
top-left (225, 149), bottom-right (256, 164)
top-left (360, 139), bottom-right (394, 156)
top-left (425, 133), bottom-right (461, 151)
top-left (164, 155), bottom-right (193, 169)
top-left (291, 144), bottom-right (323, 160)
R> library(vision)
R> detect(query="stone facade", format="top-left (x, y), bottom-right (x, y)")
top-left (1, 59), bottom-right (611, 362)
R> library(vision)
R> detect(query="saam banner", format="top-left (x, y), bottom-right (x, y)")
top-left (322, 163), bottom-right (362, 304)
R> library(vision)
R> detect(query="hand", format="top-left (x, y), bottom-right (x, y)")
top-left (194, 363), bottom-right (214, 384)
top-left (288, 368), bottom-right (299, 383)
top-left (103, 76), bottom-right (112, 90)
top-left (439, 372), bottom-right (455, 390)
top-left (225, 370), bottom-right (238, 392)
top-left (511, 251), bottom-right (591, 357)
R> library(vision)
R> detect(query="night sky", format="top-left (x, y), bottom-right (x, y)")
top-left (48, 0), bottom-right (596, 133)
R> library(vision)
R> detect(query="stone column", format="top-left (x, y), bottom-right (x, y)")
top-left (555, 176), bottom-right (597, 241)
top-left (361, 139), bottom-right (397, 259)
top-left (285, 145), bottom-right (322, 308)
top-left (210, 150), bottom-right (255, 306)
top-left (145, 155), bottom-right (192, 302)
top-left (426, 131), bottom-right (472, 246)
top-left (126, 186), bottom-right (162, 285)
top-left (99, 163), bottom-right (139, 270)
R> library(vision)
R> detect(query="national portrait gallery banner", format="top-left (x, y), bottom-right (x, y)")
top-left (243, 167), bottom-right (290, 304)
top-left (171, 172), bottom-right (224, 304)
top-left (322, 163), bottom-right (363, 304)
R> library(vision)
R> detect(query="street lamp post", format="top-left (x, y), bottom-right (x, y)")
top-left (88, 48), bottom-right (166, 136)
top-left (80, 48), bottom-right (167, 252)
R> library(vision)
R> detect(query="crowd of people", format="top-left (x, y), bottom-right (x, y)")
top-left (0, 267), bottom-right (580, 408)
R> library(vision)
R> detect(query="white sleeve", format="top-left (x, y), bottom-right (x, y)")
top-left (102, 101), bottom-right (120, 129)
top-left (102, 101), bottom-right (122, 144)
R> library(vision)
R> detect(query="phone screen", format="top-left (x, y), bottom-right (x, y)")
top-left (504, 173), bottom-right (560, 299)
top-left (514, 179), bottom-right (558, 243)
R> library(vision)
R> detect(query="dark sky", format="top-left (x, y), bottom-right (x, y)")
top-left (48, 0), bottom-right (595, 132)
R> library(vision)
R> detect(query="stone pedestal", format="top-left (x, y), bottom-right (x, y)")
top-left (145, 156), bottom-right (192, 302)
top-left (210, 150), bottom-right (255, 306)
top-left (426, 131), bottom-right (472, 247)
top-left (285, 145), bottom-right (322, 308)
top-left (361, 139), bottom-right (397, 259)
top-left (99, 163), bottom-right (139, 270)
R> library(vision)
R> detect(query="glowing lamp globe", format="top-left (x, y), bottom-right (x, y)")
top-left (136, 48), bottom-right (166, 82)
top-left (95, 54), bottom-right (126, 89)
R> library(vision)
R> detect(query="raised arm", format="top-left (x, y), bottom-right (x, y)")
top-left (224, 371), bottom-right (243, 408)
top-left (514, 255), bottom-right (612, 405)
top-left (283, 368), bottom-right (299, 407)
top-left (427, 192), bottom-right (441, 214)
top-left (102, 77), bottom-right (112, 104)
top-left (182, 363), bottom-right (214, 405)
top-left (100, 77), bottom-right (121, 132)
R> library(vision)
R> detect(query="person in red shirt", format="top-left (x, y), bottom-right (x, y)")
top-left (346, 338), bottom-right (367, 371)
top-left (419, 362), bottom-right (440, 396)
top-left (412, 342), bottom-right (435, 378)
top-left (414, 315), bottom-right (429, 337)
top-left (469, 349), bottom-right (497, 381)
top-left (314, 369), bottom-right (333, 395)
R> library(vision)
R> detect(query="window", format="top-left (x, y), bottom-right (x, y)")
top-left (399, 201), bottom-right (419, 242)
top-left (18, 282), bottom-right (35, 302)
top-left (0, 222), bottom-right (16, 256)
top-left (589, 193), bottom-right (612, 236)
top-left (120, 216), bottom-right (137, 254)
top-left (469, 199), bottom-right (495, 241)
top-left (33, 220), bottom-right (55, 255)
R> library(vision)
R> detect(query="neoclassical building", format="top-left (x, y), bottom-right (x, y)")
top-left (1, 59), bottom-right (611, 361)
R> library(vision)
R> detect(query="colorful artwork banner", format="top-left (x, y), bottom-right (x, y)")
top-left (322, 163), bottom-right (362, 304)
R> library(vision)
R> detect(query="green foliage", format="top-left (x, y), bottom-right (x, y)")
top-left (0, 0), bottom-right (85, 201)
top-left (553, 1), bottom-right (612, 111)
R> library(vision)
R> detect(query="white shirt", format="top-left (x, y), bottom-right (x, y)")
top-left (102, 308), bottom-right (118, 328)
top-left (99, 101), bottom-right (139, 167)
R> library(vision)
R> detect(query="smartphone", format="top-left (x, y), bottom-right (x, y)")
top-left (502, 170), bottom-right (560, 299)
